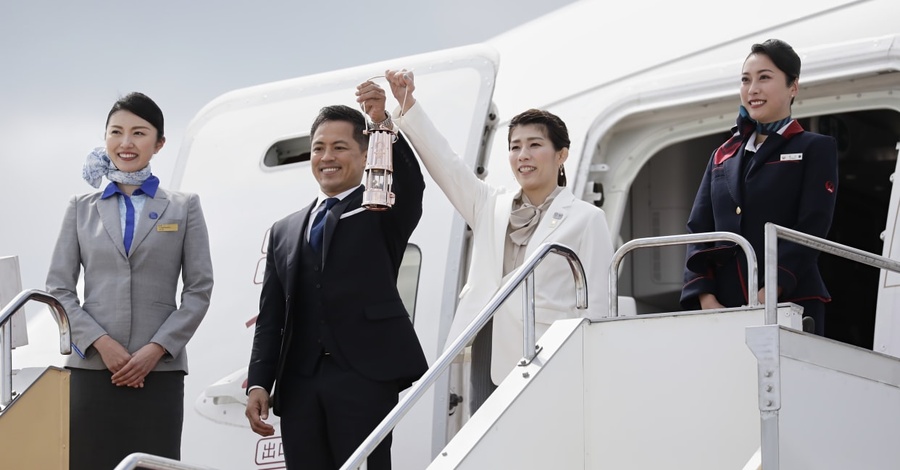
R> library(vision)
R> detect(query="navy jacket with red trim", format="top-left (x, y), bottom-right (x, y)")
top-left (681, 122), bottom-right (838, 310)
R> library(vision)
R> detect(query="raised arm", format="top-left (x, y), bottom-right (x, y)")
top-left (380, 69), bottom-right (496, 227)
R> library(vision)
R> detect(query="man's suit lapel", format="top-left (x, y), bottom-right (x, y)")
top-left (128, 190), bottom-right (170, 257)
top-left (322, 185), bottom-right (364, 266)
top-left (526, 189), bottom-right (574, 256)
top-left (287, 201), bottom-right (316, 289)
top-left (97, 196), bottom-right (128, 259)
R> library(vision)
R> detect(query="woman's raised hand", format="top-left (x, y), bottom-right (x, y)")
top-left (385, 69), bottom-right (417, 115)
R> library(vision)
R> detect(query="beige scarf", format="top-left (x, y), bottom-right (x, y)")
top-left (503, 187), bottom-right (563, 276)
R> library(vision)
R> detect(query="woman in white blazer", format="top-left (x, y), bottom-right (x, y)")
top-left (46, 92), bottom-right (213, 470)
top-left (378, 70), bottom-right (612, 412)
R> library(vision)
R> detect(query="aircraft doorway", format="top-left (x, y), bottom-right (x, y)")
top-left (619, 109), bottom-right (900, 350)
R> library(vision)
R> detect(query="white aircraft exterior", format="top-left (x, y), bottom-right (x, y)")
top-left (6, 0), bottom-right (900, 468)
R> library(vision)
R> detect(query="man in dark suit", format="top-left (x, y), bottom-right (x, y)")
top-left (245, 81), bottom-right (428, 470)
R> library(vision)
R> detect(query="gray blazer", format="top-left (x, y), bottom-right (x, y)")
top-left (46, 187), bottom-right (213, 373)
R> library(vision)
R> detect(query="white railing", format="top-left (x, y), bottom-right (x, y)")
top-left (113, 453), bottom-right (216, 470)
top-left (340, 242), bottom-right (587, 470)
top-left (758, 223), bottom-right (900, 470)
top-left (608, 231), bottom-right (759, 317)
top-left (0, 289), bottom-right (71, 408)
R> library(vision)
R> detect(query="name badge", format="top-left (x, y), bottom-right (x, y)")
top-left (157, 224), bottom-right (179, 232)
top-left (780, 153), bottom-right (803, 161)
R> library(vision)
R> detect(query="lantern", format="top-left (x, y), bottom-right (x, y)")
top-left (362, 118), bottom-right (397, 210)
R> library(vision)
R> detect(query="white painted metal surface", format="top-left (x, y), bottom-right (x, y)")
top-left (747, 325), bottom-right (900, 469)
top-left (585, 308), bottom-right (791, 469)
top-left (0, 256), bottom-right (28, 348)
top-left (874, 143), bottom-right (900, 357)
top-left (427, 306), bottom-right (801, 469)
top-left (428, 318), bottom-right (586, 470)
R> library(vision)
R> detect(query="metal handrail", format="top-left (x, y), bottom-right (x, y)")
top-left (113, 453), bottom-right (216, 470)
top-left (763, 223), bottom-right (900, 325)
top-left (0, 289), bottom-right (72, 407)
top-left (758, 223), bottom-right (900, 470)
top-left (608, 232), bottom-right (759, 317)
top-left (340, 242), bottom-right (588, 470)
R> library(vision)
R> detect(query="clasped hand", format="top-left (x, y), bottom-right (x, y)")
top-left (94, 335), bottom-right (166, 388)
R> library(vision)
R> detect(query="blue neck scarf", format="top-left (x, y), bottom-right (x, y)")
top-left (739, 105), bottom-right (792, 135)
top-left (82, 147), bottom-right (152, 188)
top-left (714, 107), bottom-right (795, 165)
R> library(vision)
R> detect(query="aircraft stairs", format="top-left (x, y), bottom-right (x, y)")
top-left (0, 262), bottom-right (209, 470)
top-left (0, 256), bottom-right (74, 469)
top-left (342, 225), bottom-right (900, 470)
top-left (6, 223), bottom-right (900, 470)
top-left (0, 258), bottom-right (215, 470)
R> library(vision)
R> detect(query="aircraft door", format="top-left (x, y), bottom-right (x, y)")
top-left (176, 45), bottom-right (499, 470)
top-left (874, 142), bottom-right (900, 358)
top-left (377, 47), bottom-right (502, 466)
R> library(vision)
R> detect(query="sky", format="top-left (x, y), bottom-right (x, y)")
top-left (0, 0), bottom-right (578, 293)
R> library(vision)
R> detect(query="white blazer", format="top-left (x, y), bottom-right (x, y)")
top-left (399, 103), bottom-right (613, 383)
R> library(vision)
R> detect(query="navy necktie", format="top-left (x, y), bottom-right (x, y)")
top-left (309, 197), bottom-right (338, 252)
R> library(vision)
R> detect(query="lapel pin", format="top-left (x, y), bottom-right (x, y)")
top-left (149, 212), bottom-right (159, 219)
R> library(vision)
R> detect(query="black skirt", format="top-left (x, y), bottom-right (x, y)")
top-left (68, 368), bottom-right (185, 470)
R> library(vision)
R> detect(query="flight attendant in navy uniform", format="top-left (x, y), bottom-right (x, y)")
top-left (681, 39), bottom-right (839, 336)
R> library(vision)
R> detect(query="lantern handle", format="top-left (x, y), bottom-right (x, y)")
top-left (360, 74), bottom-right (410, 135)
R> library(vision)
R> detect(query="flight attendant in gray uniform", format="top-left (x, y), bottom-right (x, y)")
top-left (47, 92), bottom-right (213, 469)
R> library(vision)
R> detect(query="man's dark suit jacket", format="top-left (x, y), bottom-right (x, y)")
top-left (681, 122), bottom-right (839, 309)
top-left (247, 133), bottom-right (428, 414)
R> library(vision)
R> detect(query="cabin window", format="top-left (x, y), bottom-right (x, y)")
top-left (399, 244), bottom-right (423, 324)
top-left (263, 135), bottom-right (311, 167)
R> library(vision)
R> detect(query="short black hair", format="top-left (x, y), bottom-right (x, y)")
top-left (508, 108), bottom-right (570, 151)
top-left (310, 105), bottom-right (368, 150)
top-left (749, 39), bottom-right (801, 86)
top-left (106, 92), bottom-right (165, 142)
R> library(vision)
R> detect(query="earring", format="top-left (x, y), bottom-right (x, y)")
top-left (558, 165), bottom-right (567, 187)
